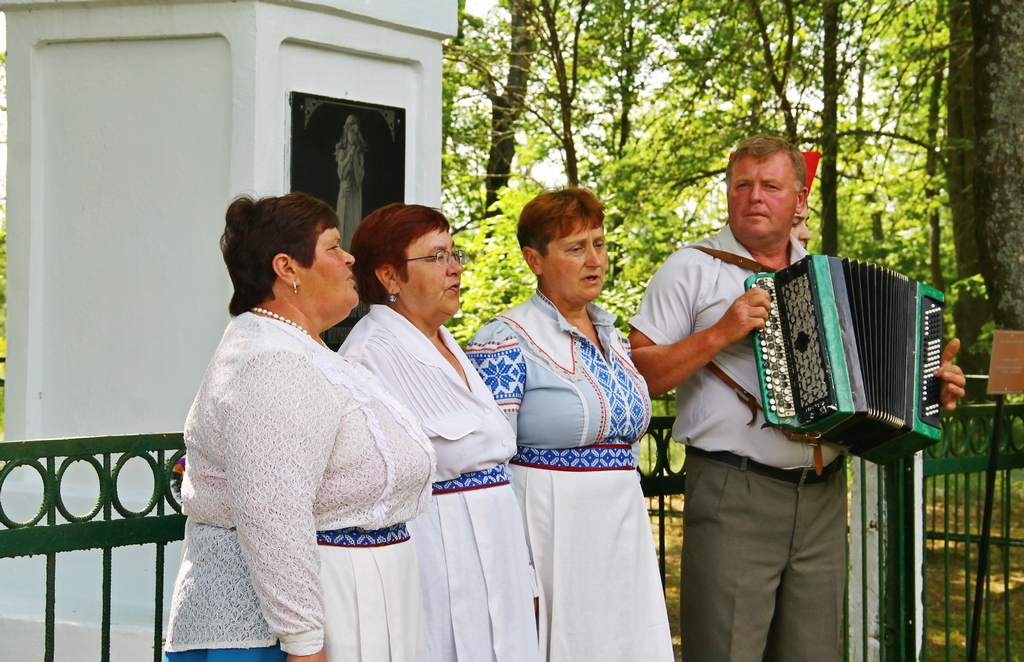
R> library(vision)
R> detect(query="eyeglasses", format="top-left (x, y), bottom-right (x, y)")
top-left (406, 249), bottom-right (469, 267)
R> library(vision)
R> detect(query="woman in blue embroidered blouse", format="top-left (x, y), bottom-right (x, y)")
top-left (466, 188), bottom-right (673, 662)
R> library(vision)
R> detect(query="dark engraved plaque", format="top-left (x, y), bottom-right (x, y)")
top-left (289, 92), bottom-right (407, 349)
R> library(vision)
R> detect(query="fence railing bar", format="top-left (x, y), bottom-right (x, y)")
top-left (943, 474), bottom-right (952, 662)
top-left (1002, 474), bottom-right (1011, 662)
top-left (102, 451), bottom-right (112, 662)
top-left (0, 515), bottom-right (189, 558)
top-left (102, 546), bottom-right (112, 662)
top-left (0, 433), bottom-right (186, 461)
top-left (861, 458), bottom-right (870, 661)
top-left (45, 552), bottom-right (56, 662)
top-left (155, 541), bottom-right (167, 662)
top-left (155, 450), bottom-right (168, 662)
top-left (657, 494), bottom-right (666, 588)
top-left (924, 453), bottom-right (1024, 477)
top-left (45, 453), bottom-right (56, 662)
top-left (923, 531), bottom-right (1024, 547)
top-left (964, 471), bottom-right (973, 650)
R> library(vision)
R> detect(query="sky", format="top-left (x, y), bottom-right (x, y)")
top-left (464, 0), bottom-right (496, 17)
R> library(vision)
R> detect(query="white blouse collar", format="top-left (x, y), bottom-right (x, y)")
top-left (367, 304), bottom-right (491, 399)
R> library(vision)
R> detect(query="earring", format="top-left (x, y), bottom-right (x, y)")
top-left (293, 282), bottom-right (298, 295)
top-left (388, 294), bottom-right (397, 303)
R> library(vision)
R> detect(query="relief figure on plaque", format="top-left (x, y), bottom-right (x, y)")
top-left (335, 114), bottom-right (366, 249)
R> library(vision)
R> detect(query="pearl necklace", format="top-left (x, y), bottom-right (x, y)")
top-left (251, 307), bottom-right (321, 345)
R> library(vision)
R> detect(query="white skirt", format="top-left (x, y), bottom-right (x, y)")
top-left (408, 482), bottom-right (539, 662)
top-left (510, 464), bottom-right (674, 662)
top-left (319, 539), bottom-right (426, 662)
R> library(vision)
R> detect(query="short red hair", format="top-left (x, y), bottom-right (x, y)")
top-left (351, 203), bottom-right (451, 305)
top-left (517, 188), bottom-right (605, 256)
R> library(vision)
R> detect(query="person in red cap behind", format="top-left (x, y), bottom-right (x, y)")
top-left (791, 152), bottom-right (820, 247)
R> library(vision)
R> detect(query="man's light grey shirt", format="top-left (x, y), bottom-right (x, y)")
top-left (630, 225), bottom-right (842, 469)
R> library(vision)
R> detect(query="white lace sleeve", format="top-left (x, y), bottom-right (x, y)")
top-left (218, 347), bottom-right (340, 650)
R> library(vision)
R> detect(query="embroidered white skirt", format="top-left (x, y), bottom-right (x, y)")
top-left (319, 539), bottom-right (426, 662)
top-left (509, 463), bottom-right (674, 662)
top-left (408, 481), bottom-right (539, 662)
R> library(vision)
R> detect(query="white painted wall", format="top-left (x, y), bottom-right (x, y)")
top-left (0, 0), bottom-right (456, 658)
top-left (4, 0), bottom-right (454, 441)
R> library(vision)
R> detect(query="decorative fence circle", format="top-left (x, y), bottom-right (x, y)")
top-left (111, 451), bottom-right (161, 518)
top-left (0, 458), bottom-right (53, 529)
top-left (165, 448), bottom-right (186, 514)
top-left (54, 455), bottom-right (109, 523)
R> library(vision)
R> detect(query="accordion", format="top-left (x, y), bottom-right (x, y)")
top-left (745, 255), bottom-right (945, 464)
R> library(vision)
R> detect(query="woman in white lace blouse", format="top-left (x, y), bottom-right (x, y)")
top-left (340, 204), bottom-right (538, 662)
top-left (164, 193), bottom-right (435, 662)
top-left (466, 189), bottom-right (673, 662)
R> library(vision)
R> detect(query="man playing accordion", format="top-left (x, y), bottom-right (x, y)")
top-left (628, 135), bottom-right (966, 662)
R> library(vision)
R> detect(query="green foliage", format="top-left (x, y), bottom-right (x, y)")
top-left (443, 0), bottom-right (984, 348)
top-left (449, 186), bottom-right (539, 344)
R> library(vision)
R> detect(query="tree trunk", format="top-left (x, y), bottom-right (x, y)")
top-left (746, 0), bottom-right (798, 143)
top-left (971, 0), bottom-right (1024, 331)
top-left (820, 0), bottom-right (840, 256)
top-left (616, 20), bottom-right (636, 159)
top-left (537, 0), bottom-right (588, 187)
top-left (947, 0), bottom-right (990, 378)
top-left (925, 52), bottom-right (945, 292)
top-left (484, 0), bottom-right (533, 215)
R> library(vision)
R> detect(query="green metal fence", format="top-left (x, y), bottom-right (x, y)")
top-left (0, 408), bottom-right (1017, 662)
top-left (638, 406), bottom-right (1023, 662)
top-left (0, 433), bottom-right (185, 662)
top-left (922, 400), bottom-right (1024, 662)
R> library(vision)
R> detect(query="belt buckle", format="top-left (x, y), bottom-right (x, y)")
top-left (798, 467), bottom-right (811, 486)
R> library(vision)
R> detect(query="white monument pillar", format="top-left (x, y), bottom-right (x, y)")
top-left (3, 0), bottom-right (457, 440)
top-left (0, 2), bottom-right (456, 659)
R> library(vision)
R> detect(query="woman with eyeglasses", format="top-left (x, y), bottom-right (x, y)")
top-left (340, 203), bottom-right (539, 662)
top-left (466, 188), bottom-right (673, 662)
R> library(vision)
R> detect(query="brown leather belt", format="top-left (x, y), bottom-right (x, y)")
top-left (686, 446), bottom-right (844, 486)
top-left (705, 361), bottom-right (827, 475)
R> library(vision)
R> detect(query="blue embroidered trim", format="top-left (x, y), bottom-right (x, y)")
top-left (511, 444), bottom-right (636, 471)
top-left (316, 523), bottom-right (410, 547)
top-left (466, 337), bottom-right (525, 410)
top-left (433, 464), bottom-right (510, 494)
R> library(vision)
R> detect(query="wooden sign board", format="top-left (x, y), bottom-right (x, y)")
top-left (987, 330), bottom-right (1024, 395)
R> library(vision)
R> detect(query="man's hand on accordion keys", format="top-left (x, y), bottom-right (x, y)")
top-left (936, 338), bottom-right (967, 411)
top-left (713, 286), bottom-right (772, 347)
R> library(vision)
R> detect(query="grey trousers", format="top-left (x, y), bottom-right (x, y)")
top-left (679, 452), bottom-right (846, 662)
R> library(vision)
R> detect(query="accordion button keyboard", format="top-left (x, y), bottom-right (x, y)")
top-left (755, 277), bottom-right (797, 419)
top-left (919, 302), bottom-right (944, 420)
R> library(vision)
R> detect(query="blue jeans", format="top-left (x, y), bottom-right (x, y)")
top-left (165, 644), bottom-right (287, 662)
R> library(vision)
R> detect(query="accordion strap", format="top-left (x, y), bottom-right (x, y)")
top-left (691, 246), bottom-right (773, 273)
top-left (706, 361), bottom-right (825, 476)
top-left (706, 362), bottom-right (760, 426)
top-left (696, 245), bottom-right (823, 475)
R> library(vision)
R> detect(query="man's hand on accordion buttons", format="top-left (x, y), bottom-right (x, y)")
top-left (714, 286), bottom-right (772, 347)
top-left (936, 338), bottom-right (967, 411)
